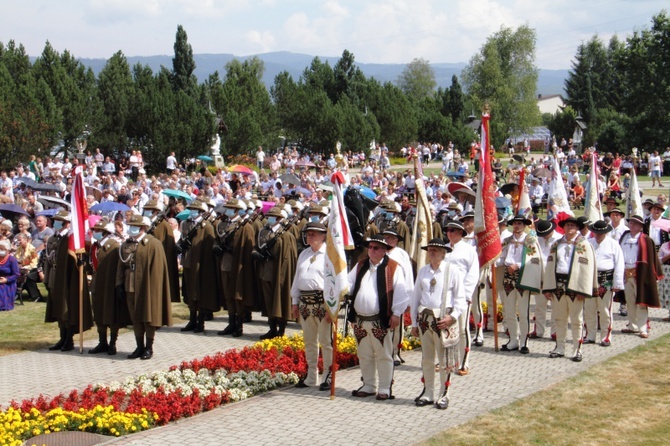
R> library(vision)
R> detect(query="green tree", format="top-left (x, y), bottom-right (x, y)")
top-left (171, 25), bottom-right (196, 92)
top-left (362, 79), bottom-right (416, 149)
top-left (564, 36), bottom-right (609, 124)
top-left (397, 58), bottom-right (436, 103)
top-left (93, 51), bottom-right (134, 151)
top-left (462, 25), bottom-right (540, 145)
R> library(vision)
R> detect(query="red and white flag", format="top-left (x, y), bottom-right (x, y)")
top-left (69, 166), bottom-right (89, 254)
top-left (474, 113), bottom-right (502, 269)
top-left (324, 171), bottom-right (353, 318)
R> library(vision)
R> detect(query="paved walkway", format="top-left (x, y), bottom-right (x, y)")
top-left (3, 304), bottom-right (669, 446)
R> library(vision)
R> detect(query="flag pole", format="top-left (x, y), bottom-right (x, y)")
top-left (78, 254), bottom-right (84, 354)
top-left (330, 318), bottom-right (338, 399)
top-left (491, 266), bottom-right (499, 351)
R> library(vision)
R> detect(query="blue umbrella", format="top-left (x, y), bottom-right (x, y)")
top-left (36, 209), bottom-right (59, 217)
top-left (163, 189), bottom-right (193, 201)
top-left (176, 209), bottom-right (191, 221)
top-left (359, 186), bottom-right (377, 199)
top-left (197, 155), bottom-right (213, 163)
top-left (446, 171), bottom-right (466, 178)
top-left (90, 202), bottom-right (130, 212)
top-left (286, 187), bottom-right (313, 198)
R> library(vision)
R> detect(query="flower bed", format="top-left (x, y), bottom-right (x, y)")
top-left (0, 333), bottom-right (377, 445)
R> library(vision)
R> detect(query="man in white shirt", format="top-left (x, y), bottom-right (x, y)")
top-left (530, 220), bottom-right (562, 340)
top-left (166, 152), bottom-right (177, 174)
top-left (585, 220), bottom-right (625, 347)
top-left (347, 234), bottom-right (408, 401)
top-left (411, 238), bottom-right (465, 410)
top-left (256, 146), bottom-right (265, 170)
top-left (382, 228), bottom-right (414, 366)
top-left (649, 150), bottom-right (664, 187)
top-left (290, 222), bottom-right (333, 390)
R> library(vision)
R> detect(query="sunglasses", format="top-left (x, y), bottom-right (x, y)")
top-left (446, 228), bottom-right (462, 233)
top-left (368, 245), bottom-right (386, 251)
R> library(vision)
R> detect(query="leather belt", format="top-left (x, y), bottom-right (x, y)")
top-left (625, 268), bottom-right (636, 280)
top-left (356, 314), bottom-right (380, 322)
top-left (299, 290), bottom-right (324, 305)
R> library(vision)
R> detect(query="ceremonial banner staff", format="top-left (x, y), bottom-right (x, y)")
top-left (324, 168), bottom-right (354, 399)
top-left (625, 167), bottom-right (643, 219)
top-left (409, 153), bottom-right (433, 272)
top-left (69, 166), bottom-right (89, 354)
top-left (474, 109), bottom-right (502, 350)
top-left (585, 152), bottom-right (604, 223)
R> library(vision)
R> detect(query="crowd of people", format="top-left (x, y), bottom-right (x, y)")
top-left (1, 141), bottom-right (670, 411)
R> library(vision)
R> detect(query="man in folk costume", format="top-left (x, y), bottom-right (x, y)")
top-left (620, 215), bottom-right (663, 338)
top-left (643, 202), bottom-right (670, 252)
top-left (411, 238), bottom-right (465, 410)
top-left (497, 213), bottom-right (543, 353)
top-left (291, 222), bottom-right (333, 390)
top-left (253, 206), bottom-right (297, 339)
top-left (215, 198), bottom-right (256, 338)
top-left (606, 208), bottom-right (628, 316)
top-left (443, 220), bottom-right (479, 375)
top-left (181, 200), bottom-right (219, 334)
top-left (44, 210), bottom-right (93, 352)
top-left (347, 234), bottom-right (409, 400)
top-left (116, 215), bottom-right (172, 359)
top-left (143, 200), bottom-right (180, 304)
top-left (543, 217), bottom-right (598, 362)
top-left (382, 227), bottom-right (414, 366)
top-left (89, 219), bottom-right (131, 355)
top-left (530, 220), bottom-right (562, 340)
top-left (585, 220), bottom-right (624, 347)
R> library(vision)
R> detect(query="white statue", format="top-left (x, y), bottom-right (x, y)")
top-left (210, 134), bottom-right (221, 156)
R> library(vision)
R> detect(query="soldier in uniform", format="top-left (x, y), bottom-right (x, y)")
top-left (291, 222), bottom-right (333, 390)
top-left (253, 206), bottom-right (297, 339)
top-left (180, 200), bottom-right (219, 333)
top-left (143, 200), bottom-right (180, 303)
top-left (116, 215), bottom-right (172, 359)
top-left (377, 201), bottom-right (410, 251)
top-left (89, 219), bottom-right (130, 355)
top-left (44, 210), bottom-right (93, 352)
top-left (215, 198), bottom-right (256, 337)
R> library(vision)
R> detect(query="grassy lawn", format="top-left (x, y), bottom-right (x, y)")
top-left (1, 285), bottom-right (191, 356)
top-left (420, 333), bottom-right (670, 446)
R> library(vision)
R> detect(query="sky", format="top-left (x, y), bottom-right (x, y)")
top-left (0, 0), bottom-right (667, 69)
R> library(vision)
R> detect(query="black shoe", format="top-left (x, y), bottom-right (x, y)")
top-left (319, 371), bottom-right (332, 391)
top-left (232, 326), bottom-right (244, 338)
top-left (519, 346), bottom-right (530, 354)
top-left (572, 352), bottom-right (583, 362)
top-left (501, 344), bottom-right (518, 352)
top-left (549, 351), bottom-right (564, 358)
top-left (181, 321), bottom-right (197, 332)
top-left (217, 323), bottom-right (237, 336)
top-left (473, 339), bottom-right (484, 347)
top-left (393, 360), bottom-right (401, 367)
top-left (60, 340), bottom-right (74, 352)
top-left (295, 380), bottom-right (309, 388)
top-left (107, 344), bottom-right (117, 355)
top-left (193, 324), bottom-right (205, 334)
top-left (88, 343), bottom-right (109, 354)
top-left (141, 349), bottom-right (153, 360)
top-left (48, 339), bottom-right (65, 351)
top-left (600, 340), bottom-right (611, 347)
top-left (415, 399), bottom-right (434, 407)
top-left (127, 348), bottom-right (144, 359)
top-left (582, 339), bottom-right (596, 344)
top-left (259, 329), bottom-right (278, 340)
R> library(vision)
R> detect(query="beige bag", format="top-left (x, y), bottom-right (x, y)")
top-left (439, 263), bottom-right (460, 348)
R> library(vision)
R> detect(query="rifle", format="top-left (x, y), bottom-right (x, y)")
top-left (147, 213), bottom-right (165, 236)
top-left (176, 208), bottom-right (213, 254)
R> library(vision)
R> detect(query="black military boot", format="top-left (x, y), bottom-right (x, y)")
top-left (217, 314), bottom-right (237, 336)
top-left (108, 331), bottom-right (118, 356)
top-left (181, 310), bottom-right (197, 332)
top-left (48, 325), bottom-right (67, 351)
top-left (141, 337), bottom-right (154, 360)
top-left (277, 319), bottom-right (287, 337)
top-left (233, 314), bottom-right (244, 338)
top-left (193, 311), bottom-right (205, 333)
top-left (259, 319), bottom-right (278, 340)
top-left (89, 330), bottom-right (109, 354)
top-left (60, 327), bottom-right (75, 352)
top-left (127, 334), bottom-right (144, 359)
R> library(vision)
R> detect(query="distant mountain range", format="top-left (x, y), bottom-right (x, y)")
top-left (75, 51), bottom-right (568, 97)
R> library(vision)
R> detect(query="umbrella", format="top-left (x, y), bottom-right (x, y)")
top-left (162, 189), bottom-right (193, 201)
top-left (318, 181), bottom-right (334, 192)
top-left (447, 182), bottom-right (476, 198)
top-left (88, 215), bottom-right (102, 228)
top-left (294, 160), bottom-right (316, 168)
top-left (37, 196), bottom-right (70, 209)
top-left (532, 168), bottom-right (551, 179)
top-left (260, 201), bottom-right (275, 214)
top-left (446, 171), bottom-right (465, 178)
top-left (286, 187), bottom-right (313, 198)
top-left (176, 209), bottom-right (191, 221)
top-left (499, 183), bottom-right (519, 196)
top-left (197, 155), bottom-right (213, 163)
top-left (36, 209), bottom-right (59, 217)
top-left (16, 177), bottom-right (38, 189)
top-left (86, 186), bottom-right (102, 202)
top-left (228, 164), bottom-right (255, 175)
top-left (359, 185), bottom-right (377, 199)
top-left (90, 202), bottom-right (130, 213)
top-left (512, 154), bottom-right (526, 163)
top-left (279, 173), bottom-right (301, 186)
top-left (31, 183), bottom-right (62, 193)
top-left (0, 203), bottom-right (30, 217)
